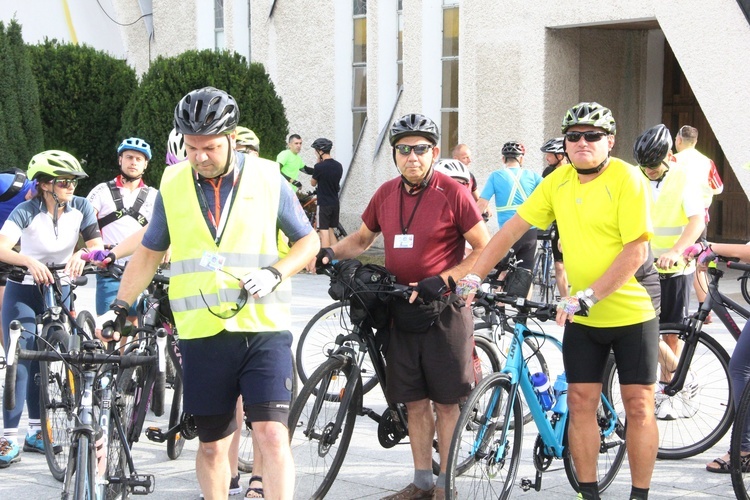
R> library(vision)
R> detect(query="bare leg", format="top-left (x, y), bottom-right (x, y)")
top-left (620, 384), bottom-right (658, 488)
top-left (196, 433), bottom-right (233, 500)
top-left (251, 421), bottom-right (294, 500)
top-left (404, 399), bottom-right (436, 471)
top-left (658, 335), bottom-right (683, 382)
top-left (229, 397), bottom-right (243, 478)
top-left (554, 261), bottom-right (568, 298)
top-left (566, 382), bottom-right (602, 483)
top-left (434, 402), bottom-right (460, 474)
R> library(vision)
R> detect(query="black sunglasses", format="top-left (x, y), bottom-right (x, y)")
top-left (640, 160), bottom-right (669, 170)
top-left (199, 268), bottom-right (248, 319)
top-left (54, 179), bottom-right (78, 188)
top-left (565, 131), bottom-right (609, 143)
top-left (394, 144), bottom-right (434, 156)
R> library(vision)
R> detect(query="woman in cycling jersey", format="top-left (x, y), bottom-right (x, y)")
top-left (0, 150), bottom-right (103, 468)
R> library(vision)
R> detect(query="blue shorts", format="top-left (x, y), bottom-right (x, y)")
top-left (179, 330), bottom-right (294, 420)
top-left (95, 274), bottom-right (137, 316)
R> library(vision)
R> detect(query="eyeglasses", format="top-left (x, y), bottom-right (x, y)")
top-left (54, 179), bottom-right (78, 188)
top-left (394, 144), bottom-right (434, 156)
top-left (199, 268), bottom-right (248, 319)
top-left (565, 131), bottom-right (609, 143)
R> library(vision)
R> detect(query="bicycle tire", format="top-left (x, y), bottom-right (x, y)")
top-left (731, 381), bottom-right (750, 499)
top-left (603, 324), bottom-right (733, 459)
top-left (563, 395), bottom-right (627, 494)
top-left (75, 310), bottom-right (96, 339)
top-left (289, 355), bottom-right (362, 499)
top-left (296, 301), bottom-right (379, 395)
top-left (106, 394), bottom-right (129, 500)
top-left (531, 250), bottom-right (555, 303)
top-left (474, 321), bottom-right (548, 424)
top-left (446, 373), bottom-right (522, 500)
top-left (166, 344), bottom-right (185, 460)
top-left (741, 271), bottom-right (750, 306)
top-left (116, 347), bottom-right (147, 448)
top-left (39, 324), bottom-right (76, 482)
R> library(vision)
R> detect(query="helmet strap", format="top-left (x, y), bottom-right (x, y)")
top-left (400, 167), bottom-right (433, 194)
top-left (220, 135), bottom-right (234, 177)
top-left (571, 156), bottom-right (609, 175)
top-left (120, 170), bottom-right (143, 183)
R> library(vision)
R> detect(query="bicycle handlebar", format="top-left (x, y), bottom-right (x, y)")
top-left (474, 290), bottom-right (558, 321)
top-left (4, 320), bottom-right (167, 411)
top-left (727, 260), bottom-right (750, 273)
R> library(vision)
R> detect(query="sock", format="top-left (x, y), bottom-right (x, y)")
top-left (413, 469), bottom-right (433, 491)
top-left (630, 486), bottom-right (649, 500)
top-left (436, 472), bottom-right (447, 490)
top-left (3, 428), bottom-right (18, 445)
top-left (578, 482), bottom-right (600, 500)
top-left (28, 419), bottom-right (41, 435)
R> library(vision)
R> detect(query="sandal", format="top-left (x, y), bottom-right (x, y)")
top-left (245, 475), bottom-right (264, 499)
top-left (706, 455), bottom-right (750, 473)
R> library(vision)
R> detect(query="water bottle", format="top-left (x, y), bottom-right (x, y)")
top-left (531, 372), bottom-right (555, 411)
top-left (552, 372), bottom-right (568, 414)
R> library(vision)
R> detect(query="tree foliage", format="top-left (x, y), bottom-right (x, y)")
top-left (120, 49), bottom-right (289, 187)
top-left (0, 19), bottom-right (43, 171)
top-left (27, 39), bottom-right (137, 193)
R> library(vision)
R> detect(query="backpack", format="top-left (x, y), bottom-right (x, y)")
top-left (97, 180), bottom-right (152, 229)
top-left (0, 168), bottom-right (28, 203)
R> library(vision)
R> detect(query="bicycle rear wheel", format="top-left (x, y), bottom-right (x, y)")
top-left (39, 324), bottom-right (76, 482)
top-left (296, 301), bottom-right (378, 395)
top-left (531, 251), bottom-right (555, 303)
top-left (166, 343), bottom-right (185, 460)
top-left (731, 381), bottom-right (750, 499)
top-left (289, 356), bottom-right (362, 499)
top-left (446, 373), bottom-right (522, 500)
top-left (603, 324), bottom-right (732, 459)
top-left (116, 345), bottom-right (149, 448)
top-left (106, 396), bottom-right (129, 500)
top-left (563, 394), bottom-right (627, 494)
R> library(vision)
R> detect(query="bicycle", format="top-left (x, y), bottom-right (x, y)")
top-left (4, 317), bottom-right (167, 499)
top-left (288, 260), bottom-right (499, 499)
top-left (445, 291), bottom-right (626, 499)
top-left (531, 229), bottom-right (556, 303)
top-left (296, 188), bottom-right (347, 240)
top-left (0, 263), bottom-right (98, 481)
top-left (604, 257), bottom-right (746, 459)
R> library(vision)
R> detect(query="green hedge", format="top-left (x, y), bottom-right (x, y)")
top-left (120, 49), bottom-right (289, 187)
top-left (0, 20), bottom-right (43, 171)
top-left (27, 39), bottom-right (137, 194)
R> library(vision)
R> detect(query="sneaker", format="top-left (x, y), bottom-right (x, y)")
top-left (676, 371), bottom-right (700, 418)
top-left (0, 438), bottom-right (20, 468)
top-left (23, 430), bottom-right (55, 455)
top-left (655, 392), bottom-right (678, 420)
top-left (229, 473), bottom-right (241, 496)
top-left (381, 483), bottom-right (435, 500)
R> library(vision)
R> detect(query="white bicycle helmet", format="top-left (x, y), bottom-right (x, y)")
top-left (434, 159), bottom-right (471, 184)
top-left (166, 129), bottom-right (187, 165)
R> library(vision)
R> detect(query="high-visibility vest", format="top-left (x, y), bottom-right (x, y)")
top-left (160, 157), bottom-right (291, 339)
top-left (651, 166), bottom-right (694, 275)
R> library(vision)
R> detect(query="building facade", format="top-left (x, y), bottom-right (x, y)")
top-left (5, 0), bottom-right (750, 241)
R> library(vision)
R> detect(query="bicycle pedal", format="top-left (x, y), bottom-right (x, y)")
top-left (129, 474), bottom-right (155, 495)
top-left (144, 426), bottom-right (167, 443)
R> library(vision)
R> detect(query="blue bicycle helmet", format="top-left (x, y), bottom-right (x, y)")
top-left (117, 137), bottom-right (152, 160)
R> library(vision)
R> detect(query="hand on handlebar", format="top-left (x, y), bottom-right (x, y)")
top-left (95, 303), bottom-right (128, 343)
top-left (22, 255), bottom-right (53, 285)
top-left (81, 250), bottom-right (117, 269)
top-left (682, 242), bottom-right (717, 269)
top-left (315, 248), bottom-right (335, 271)
top-left (409, 275), bottom-right (447, 303)
top-left (455, 273), bottom-right (482, 303)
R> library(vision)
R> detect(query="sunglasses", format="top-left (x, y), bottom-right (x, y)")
top-left (565, 131), bottom-right (609, 143)
top-left (54, 179), bottom-right (78, 188)
top-left (394, 144), bottom-right (434, 156)
top-left (640, 160), bottom-right (668, 170)
top-left (199, 268), bottom-right (248, 319)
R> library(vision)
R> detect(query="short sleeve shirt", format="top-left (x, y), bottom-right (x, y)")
top-left (276, 150), bottom-right (306, 182)
top-left (312, 158), bottom-right (343, 206)
top-left (480, 167), bottom-right (542, 228)
top-left (517, 158), bottom-right (655, 327)
top-left (361, 171), bottom-right (482, 285)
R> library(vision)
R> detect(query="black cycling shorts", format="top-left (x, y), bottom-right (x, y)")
top-left (511, 228), bottom-right (537, 271)
top-left (317, 205), bottom-right (340, 230)
top-left (659, 273), bottom-right (691, 324)
top-left (550, 222), bottom-right (563, 263)
top-left (562, 318), bottom-right (659, 385)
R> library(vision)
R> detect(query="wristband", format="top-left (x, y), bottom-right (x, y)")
top-left (456, 273), bottom-right (482, 298)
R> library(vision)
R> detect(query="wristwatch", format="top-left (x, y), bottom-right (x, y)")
top-left (577, 287), bottom-right (599, 308)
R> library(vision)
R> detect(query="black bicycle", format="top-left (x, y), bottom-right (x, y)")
top-left (296, 189), bottom-right (347, 240)
top-left (531, 229), bottom-right (556, 303)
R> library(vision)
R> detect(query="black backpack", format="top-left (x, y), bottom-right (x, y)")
top-left (0, 168), bottom-right (28, 203)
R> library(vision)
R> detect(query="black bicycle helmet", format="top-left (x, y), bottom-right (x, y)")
top-left (173, 87), bottom-right (240, 136)
top-left (389, 114), bottom-right (439, 146)
top-left (311, 138), bottom-right (333, 154)
top-left (501, 141), bottom-right (525, 158)
top-left (540, 137), bottom-right (565, 154)
top-left (561, 102), bottom-right (616, 135)
top-left (633, 124), bottom-right (673, 168)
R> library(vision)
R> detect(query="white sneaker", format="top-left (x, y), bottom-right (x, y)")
top-left (676, 371), bottom-right (700, 418)
top-left (655, 385), bottom-right (678, 421)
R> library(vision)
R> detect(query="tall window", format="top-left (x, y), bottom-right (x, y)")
top-left (215, 0), bottom-right (225, 49)
top-left (353, 0), bottom-right (367, 143)
top-left (441, 1), bottom-right (459, 153)
top-left (397, 0), bottom-right (403, 88)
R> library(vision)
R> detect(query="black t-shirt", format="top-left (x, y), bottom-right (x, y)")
top-left (542, 165), bottom-right (556, 178)
top-left (312, 158), bottom-right (343, 206)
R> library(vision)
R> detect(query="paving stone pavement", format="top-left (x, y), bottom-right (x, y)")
top-left (0, 265), bottom-right (747, 499)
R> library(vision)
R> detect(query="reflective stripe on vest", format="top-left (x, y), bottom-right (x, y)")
top-left (160, 157), bottom-right (291, 339)
top-left (496, 168), bottom-right (530, 213)
top-left (650, 168), bottom-right (694, 274)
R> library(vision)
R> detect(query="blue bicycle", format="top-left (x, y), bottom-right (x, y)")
top-left (445, 291), bottom-right (626, 499)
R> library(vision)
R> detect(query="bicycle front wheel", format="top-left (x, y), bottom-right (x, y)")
top-left (732, 381), bottom-right (750, 499)
top-left (73, 434), bottom-right (95, 500)
top-left (296, 301), bottom-right (378, 394)
top-left (446, 373), bottom-right (522, 500)
top-left (39, 324), bottom-right (76, 482)
top-left (106, 399), bottom-right (129, 500)
top-left (289, 355), bottom-right (362, 499)
top-left (563, 394), bottom-right (627, 494)
top-left (603, 324), bottom-right (732, 459)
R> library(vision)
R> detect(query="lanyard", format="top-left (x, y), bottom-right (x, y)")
top-left (399, 183), bottom-right (428, 234)
top-left (194, 163), bottom-right (242, 245)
